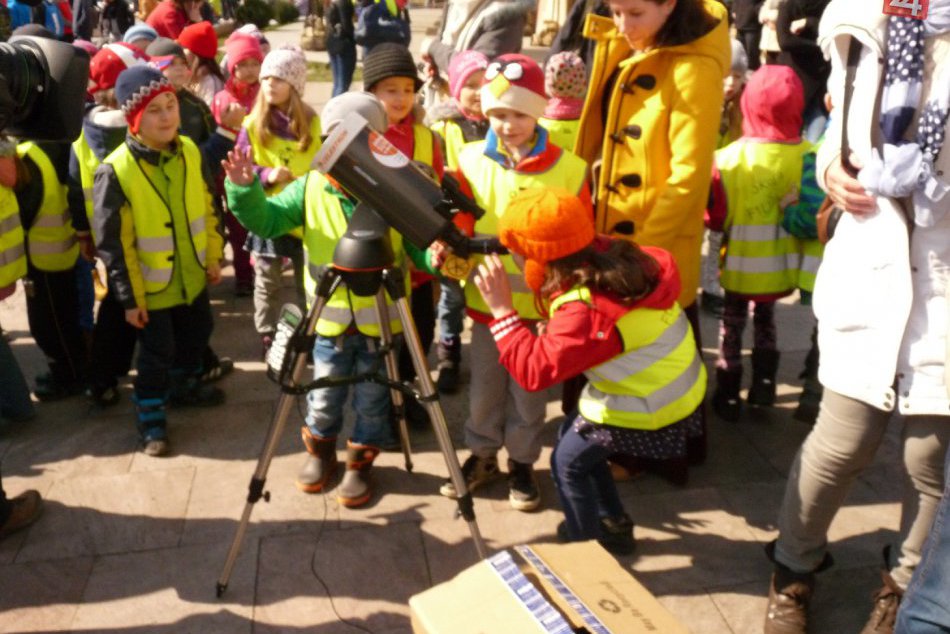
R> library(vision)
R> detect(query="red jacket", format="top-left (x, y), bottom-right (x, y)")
top-left (489, 244), bottom-right (681, 392)
top-left (146, 0), bottom-right (189, 39)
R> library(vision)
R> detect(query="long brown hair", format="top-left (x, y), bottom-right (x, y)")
top-left (537, 239), bottom-right (661, 314)
top-left (649, 0), bottom-right (719, 48)
top-left (247, 84), bottom-right (316, 152)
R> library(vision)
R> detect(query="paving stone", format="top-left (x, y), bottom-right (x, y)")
top-left (15, 468), bottom-right (194, 562)
top-left (0, 556), bottom-right (92, 631)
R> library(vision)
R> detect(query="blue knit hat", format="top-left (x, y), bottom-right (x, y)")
top-left (123, 23), bottom-right (159, 45)
top-left (115, 65), bottom-right (175, 132)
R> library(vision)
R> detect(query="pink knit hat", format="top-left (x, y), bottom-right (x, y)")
top-left (225, 32), bottom-right (264, 75)
top-left (448, 50), bottom-right (489, 101)
top-left (542, 51), bottom-right (587, 121)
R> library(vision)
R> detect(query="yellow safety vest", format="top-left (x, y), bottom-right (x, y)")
top-left (458, 142), bottom-right (587, 319)
top-left (797, 237), bottom-right (823, 294)
top-left (411, 123), bottom-right (435, 168)
top-left (429, 119), bottom-right (476, 172)
top-left (16, 142), bottom-right (79, 272)
top-left (552, 286), bottom-right (706, 430)
top-left (538, 117), bottom-right (581, 155)
top-left (716, 139), bottom-right (811, 295)
top-left (245, 115), bottom-right (323, 239)
top-left (72, 129), bottom-right (102, 234)
top-left (302, 172), bottom-right (411, 338)
top-left (104, 137), bottom-right (211, 298)
top-left (0, 186), bottom-right (27, 287)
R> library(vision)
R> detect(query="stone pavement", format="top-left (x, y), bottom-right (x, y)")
top-left (0, 12), bottom-right (906, 634)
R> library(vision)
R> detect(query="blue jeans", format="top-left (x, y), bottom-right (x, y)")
top-left (550, 416), bottom-right (627, 541)
top-left (896, 444), bottom-right (950, 633)
top-left (329, 45), bottom-right (357, 97)
top-left (306, 333), bottom-right (393, 447)
top-left (436, 279), bottom-right (464, 341)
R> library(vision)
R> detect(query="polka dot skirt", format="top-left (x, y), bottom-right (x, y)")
top-left (572, 408), bottom-right (703, 461)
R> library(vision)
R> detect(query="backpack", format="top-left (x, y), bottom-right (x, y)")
top-left (7, 0), bottom-right (64, 37)
top-left (354, 0), bottom-right (410, 48)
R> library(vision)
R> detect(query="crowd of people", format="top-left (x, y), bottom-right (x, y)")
top-left (0, 0), bottom-right (947, 632)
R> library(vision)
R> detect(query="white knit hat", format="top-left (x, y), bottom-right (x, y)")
top-left (261, 46), bottom-right (308, 97)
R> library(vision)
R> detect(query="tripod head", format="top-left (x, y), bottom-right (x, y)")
top-left (313, 112), bottom-right (507, 260)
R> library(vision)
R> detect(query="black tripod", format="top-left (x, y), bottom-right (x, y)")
top-left (216, 204), bottom-right (488, 597)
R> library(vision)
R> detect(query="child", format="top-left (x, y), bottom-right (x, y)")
top-left (538, 51), bottom-right (587, 153)
top-left (707, 65), bottom-right (811, 422)
top-left (212, 32), bottom-right (263, 135)
top-left (362, 42), bottom-right (445, 421)
top-left (439, 53), bottom-right (591, 511)
top-left (93, 65), bottom-right (225, 456)
top-left (427, 49), bottom-right (489, 394)
top-left (122, 23), bottom-right (159, 51)
top-left (473, 188), bottom-right (706, 554)
top-left (224, 92), bottom-right (436, 507)
top-left (177, 20), bottom-right (223, 106)
top-left (236, 45), bottom-right (320, 356)
top-left (701, 38), bottom-right (750, 318)
top-left (219, 23), bottom-right (271, 79)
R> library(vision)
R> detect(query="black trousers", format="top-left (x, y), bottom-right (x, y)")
top-left (25, 263), bottom-right (87, 385)
top-left (89, 289), bottom-right (138, 391)
top-left (737, 27), bottom-right (762, 71)
top-left (134, 291), bottom-right (213, 399)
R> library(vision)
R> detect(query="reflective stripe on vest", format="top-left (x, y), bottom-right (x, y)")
top-left (245, 115), bottom-right (322, 239)
top-left (16, 142), bottom-right (79, 272)
top-left (716, 139), bottom-right (811, 295)
top-left (104, 137), bottom-right (209, 295)
top-left (797, 238), bottom-right (823, 293)
top-left (0, 188), bottom-right (27, 287)
top-left (72, 129), bottom-right (102, 234)
top-left (550, 286), bottom-right (706, 430)
top-left (459, 142), bottom-right (588, 319)
top-left (302, 173), bottom-right (410, 338)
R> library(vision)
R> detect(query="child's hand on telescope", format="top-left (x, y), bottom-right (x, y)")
top-left (222, 148), bottom-right (255, 187)
top-left (474, 254), bottom-right (515, 319)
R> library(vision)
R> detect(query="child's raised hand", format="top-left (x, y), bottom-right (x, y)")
top-left (222, 147), bottom-right (255, 187)
top-left (474, 254), bottom-right (515, 319)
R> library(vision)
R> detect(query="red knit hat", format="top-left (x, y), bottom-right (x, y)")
top-left (177, 20), bottom-right (218, 60)
top-left (225, 32), bottom-right (263, 75)
top-left (88, 42), bottom-right (149, 94)
top-left (498, 188), bottom-right (595, 292)
top-left (480, 53), bottom-right (547, 120)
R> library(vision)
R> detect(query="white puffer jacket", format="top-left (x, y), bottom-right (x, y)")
top-left (815, 0), bottom-right (950, 416)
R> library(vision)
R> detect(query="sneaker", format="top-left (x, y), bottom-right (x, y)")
top-left (507, 459), bottom-right (540, 511)
top-left (200, 356), bottom-right (234, 384)
top-left (0, 490), bottom-right (43, 540)
top-left (169, 383), bottom-right (225, 408)
top-left (439, 454), bottom-right (502, 498)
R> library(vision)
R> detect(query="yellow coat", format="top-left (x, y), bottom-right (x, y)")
top-left (574, 0), bottom-right (730, 308)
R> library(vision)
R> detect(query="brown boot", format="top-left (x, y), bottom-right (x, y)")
top-left (859, 567), bottom-right (903, 634)
top-left (337, 441), bottom-right (380, 508)
top-left (765, 563), bottom-right (815, 634)
top-left (0, 490), bottom-right (43, 540)
top-left (296, 428), bottom-right (338, 493)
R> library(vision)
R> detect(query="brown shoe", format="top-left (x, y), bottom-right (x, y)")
top-left (764, 565), bottom-right (814, 634)
top-left (859, 570), bottom-right (903, 634)
top-left (0, 490), bottom-right (43, 540)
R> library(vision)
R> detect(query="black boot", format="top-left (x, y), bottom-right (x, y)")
top-left (712, 367), bottom-right (742, 422)
top-left (794, 328), bottom-right (822, 424)
top-left (435, 336), bottom-right (461, 394)
top-left (748, 348), bottom-right (780, 407)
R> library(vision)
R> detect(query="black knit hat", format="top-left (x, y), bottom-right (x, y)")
top-left (362, 43), bottom-right (423, 92)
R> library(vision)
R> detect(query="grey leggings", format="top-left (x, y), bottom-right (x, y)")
top-left (775, 389), bottom-right (949, 588)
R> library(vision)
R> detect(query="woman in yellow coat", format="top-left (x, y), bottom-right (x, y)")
top-left (574, 0), bottom-right (729, 470)
top-left (574, 0), bottom-right (729, 313)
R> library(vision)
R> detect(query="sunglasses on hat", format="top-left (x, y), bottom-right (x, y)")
top-left (485, 61), bottom-right (524, 82)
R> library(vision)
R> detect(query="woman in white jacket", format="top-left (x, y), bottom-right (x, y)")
top-left (764, 2), bottom-right (950, 633)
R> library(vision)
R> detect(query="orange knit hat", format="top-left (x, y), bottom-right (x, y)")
top-left (498, 188), bottom-right (595, 292)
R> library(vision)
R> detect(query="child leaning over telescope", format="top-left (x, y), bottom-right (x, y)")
top-left (222, 92), bottom-right (439, 509)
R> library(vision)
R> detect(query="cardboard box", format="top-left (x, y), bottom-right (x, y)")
top-left (409, 541), bottom-right (689, 634)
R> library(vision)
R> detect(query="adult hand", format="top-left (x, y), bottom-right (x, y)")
top-left (126, 306), bottom-right (149, 329)
top-left (77, 232), bottom-right (97, 261)
top-left (474, 254), bottom-right (515, 319)
top-left (268, 166), bottom-right (294, 185)
top-left (206, 261), bottom-right (222, 285)
top-left (825, 153), bottom-right (877, 215)
top-left (222, 147), bottom-right (255, 186)
top-left (220, 103), bottom-right (246, 130)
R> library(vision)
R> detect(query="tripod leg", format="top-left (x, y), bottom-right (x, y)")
top-left (389, 292), bottom-right (488, 559)
top-left (217, 271), bottom-right (341, 597)
top-left (372, 289), bottom-right (413, 472)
